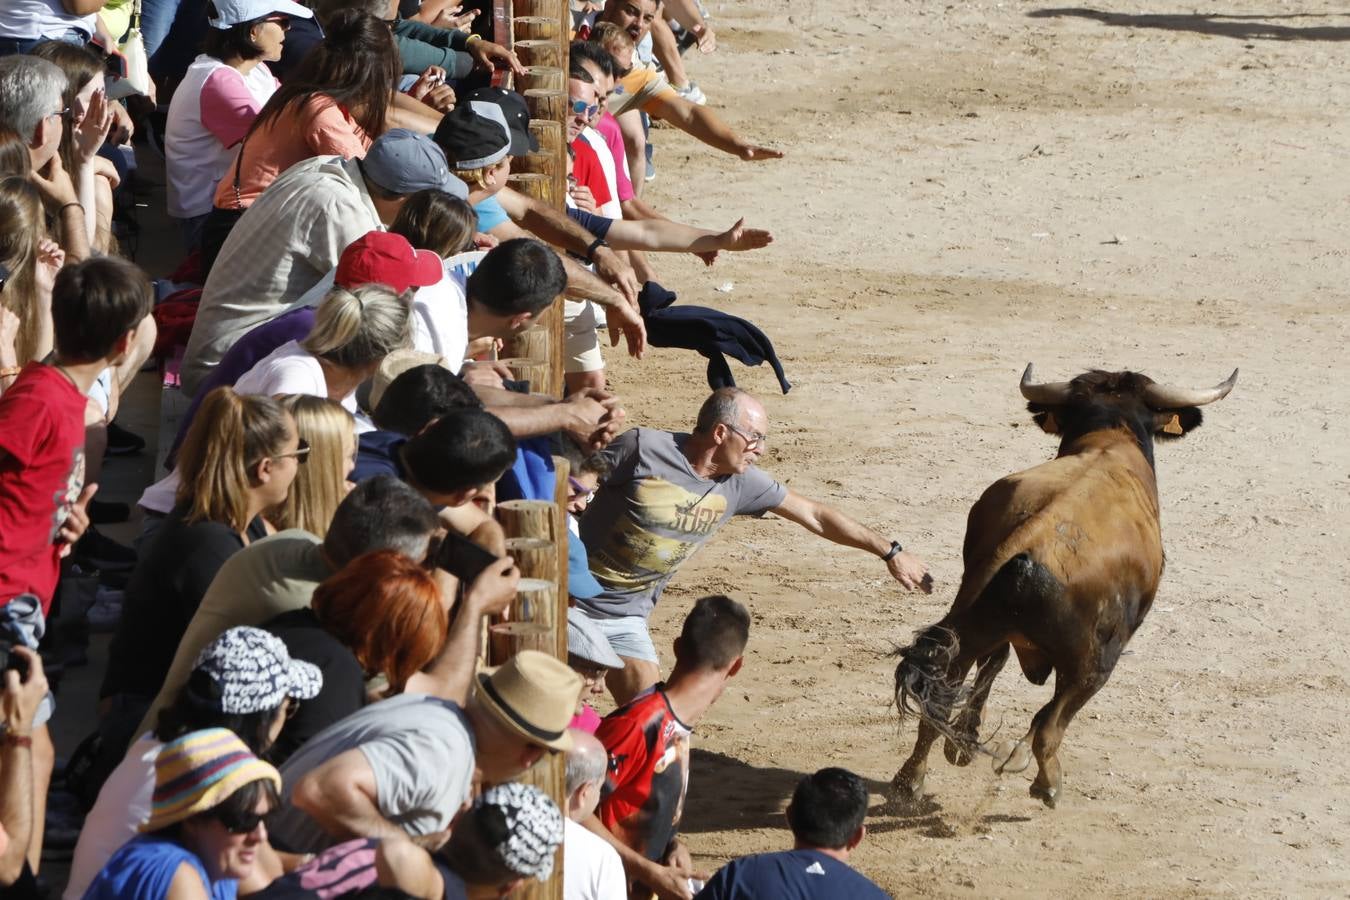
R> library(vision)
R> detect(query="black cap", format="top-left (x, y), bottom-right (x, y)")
top-left (463, 86), bottom-right (539, 156)
top-left (432, 102), bottom-right (512, 169)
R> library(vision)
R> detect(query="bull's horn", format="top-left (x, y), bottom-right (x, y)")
top-left (1142, 369), bottom-right (1239, 408)
top-left (1019, 363), bottom-right (1072, 404)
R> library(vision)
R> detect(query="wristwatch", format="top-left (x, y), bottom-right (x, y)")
top-left (882, 540), bottom-right (903, 562)
top-left (584, 236), bottom-right (608, 263)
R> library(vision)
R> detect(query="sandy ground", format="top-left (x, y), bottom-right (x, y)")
top-left (601, 0), bottom-right (1350, 895)
top-left (45, 2), bottom-right (1350, 896)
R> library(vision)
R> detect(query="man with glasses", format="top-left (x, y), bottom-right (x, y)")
top-left (578, 387), bottom-right (933, 703)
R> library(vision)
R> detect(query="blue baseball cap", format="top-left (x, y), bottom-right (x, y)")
top-left (361, 129), bottom-right (466, 199)
top-left (566, 531), bottom-right (605, 601)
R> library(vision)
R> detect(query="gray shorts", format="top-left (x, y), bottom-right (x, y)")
top-left (577, 609), bottom-right (659, 664)
top-left (1, 594), bottom-right (54, 727)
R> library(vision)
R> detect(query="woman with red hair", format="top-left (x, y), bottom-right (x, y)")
top-left (260, 549), bottom-right (448, 763)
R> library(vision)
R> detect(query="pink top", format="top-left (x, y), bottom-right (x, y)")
top-left (594, 112), bottom-right (634, 203)
top-left (213, 94), bottom-right (372, 210)
top-left (198, 65), bottom-right (276, 149)
top-left (570, 703), bottom-right (602, 734)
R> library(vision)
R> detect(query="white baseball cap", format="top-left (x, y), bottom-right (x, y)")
top-left (208, 0), bottom-right (313, 29)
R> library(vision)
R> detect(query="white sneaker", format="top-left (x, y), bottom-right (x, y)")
top-left (673, 82), bottom-right (707, 106)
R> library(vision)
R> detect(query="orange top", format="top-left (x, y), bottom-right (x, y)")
top-left (214, 94), bottom-right (372, 210)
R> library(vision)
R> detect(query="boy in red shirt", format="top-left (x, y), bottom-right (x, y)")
top-left (0, 256), bottom-right (153, 873)
top-left (590, 594), bottom-right (750, 899)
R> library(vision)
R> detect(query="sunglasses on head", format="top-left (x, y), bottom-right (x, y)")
top-left (569, 98), bottom-right (600, 119)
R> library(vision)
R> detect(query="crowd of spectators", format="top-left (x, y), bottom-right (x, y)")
top-left (0, 0), bottom-right (929, 896)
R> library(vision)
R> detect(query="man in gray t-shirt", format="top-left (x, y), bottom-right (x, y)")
top-left (578, 388), bottom-right (934, 703)
top-left (270, 652), bottom-right (582, 854)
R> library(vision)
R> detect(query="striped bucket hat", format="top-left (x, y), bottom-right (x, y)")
top-left (141, 728), bottom-right (281, 833)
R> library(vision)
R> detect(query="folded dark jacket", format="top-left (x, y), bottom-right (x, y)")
top-left (637, 282), bottom-right (790, 394)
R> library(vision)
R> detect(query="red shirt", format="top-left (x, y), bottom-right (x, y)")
top-left (595, 686), bottom-right (691, 863)
top-left (0, 364), bottom-right (88, 612)
top-left (570, 136), bottom-right (613, 210)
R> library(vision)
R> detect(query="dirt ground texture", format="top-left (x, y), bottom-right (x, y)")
top-left (607, 0), bottom-right (1350, 895)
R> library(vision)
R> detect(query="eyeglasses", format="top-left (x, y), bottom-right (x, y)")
top-left (569, 98), bottom-right (600, 119)
top-left (273, 437), bottom-right (310, 464)
top-left (260, 14), bottom-right (292, 29)
top-left (568, 476), bottom-right (595, 503)
top-left (213, 807), bottom-right (268, 835)
top-left (727, 424), bottom-right (767, 451)
top-left (49, 107), bottom-right (71, 123)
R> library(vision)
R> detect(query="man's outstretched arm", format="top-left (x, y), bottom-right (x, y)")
top-left (645, 93), bottom-right (783, 162)
top-left (770, 489), bottom-right (932, 592)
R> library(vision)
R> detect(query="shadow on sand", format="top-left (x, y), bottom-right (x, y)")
top-left (1028, 8), bottom-right (1350, 42)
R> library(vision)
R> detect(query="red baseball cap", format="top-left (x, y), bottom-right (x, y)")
top-left (335, 232), bottom-right (442, 294)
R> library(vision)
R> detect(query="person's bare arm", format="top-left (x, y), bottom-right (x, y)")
top-left (616, 109), bottom-right (647, 199)
top-left (407, 558), bottom-right (518, 703)
top-left (770, 489), bottom-right (932, 592)
top-left (581, 813), bottom-right (693, 900)
top-left (605, 217), bottom-right (772, 260)
top-left (619, 195), bottom-right (670, 223)
top-left (646, 93), bottom-right (782, 161)
top-left (165, 862), bottom-right (212, 899)
top-left (291, 750), bottom-right (409, 843)
top-left (496, 186), bottom-right (640, 304)
top-left (476, 387), bottom-right (623, 448)
top-left (0, 649), bottom-right (45, 885)
top-left (388, 91), bottom-right (444, 133)
top-left (375, 837), bottom-right (444, 900)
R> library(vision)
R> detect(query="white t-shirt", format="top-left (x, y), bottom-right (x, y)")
top-left (165, 55), bottom-right (279, 219)
top-left (233, 339), bottom-right (353, 411)
top-left (289, 250), bottom-right (486, 369)
top-left (0, 0), bottom-right (96, 39)
top-left (563, 817), bottom-right (627, 900)
top-left (63, 734), bottom-right (161, 900)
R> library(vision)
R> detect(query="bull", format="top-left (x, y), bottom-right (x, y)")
top-left (891, 364), bottom-right (1237, 808)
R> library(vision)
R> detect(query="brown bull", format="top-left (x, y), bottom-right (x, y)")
top-left (891, 364), bottom-right (1237, 808)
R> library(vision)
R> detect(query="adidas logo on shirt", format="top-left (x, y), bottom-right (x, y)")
top-left (804, 861), bottom-right (826, 876)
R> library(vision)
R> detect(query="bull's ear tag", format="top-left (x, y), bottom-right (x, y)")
top-left (1162, 414), bottom-right (1183, 435)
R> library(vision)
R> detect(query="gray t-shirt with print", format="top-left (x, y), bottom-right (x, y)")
top-left (270, 693), bottom-right (475, 854)
top-left (577, 428), bottom-right (786, 620)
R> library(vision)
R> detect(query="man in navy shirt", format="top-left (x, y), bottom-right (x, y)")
top-left (696, 768), bottom-right (890, 899)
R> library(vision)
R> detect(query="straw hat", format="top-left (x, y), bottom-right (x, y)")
top-left (369, 349), bottom-right (453, 412)
top-left (141, 729), bottom-right (281, 833)
top-left (475, 651), bottom-right (583, 753)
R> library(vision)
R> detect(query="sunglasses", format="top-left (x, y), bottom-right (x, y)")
top-left (567, 476), bottom-right (595, 503)
top-left (569, 98), bottom-right (600, 119)
top-left (273, 437), bottom-right (310, 464)
top-left (213, 807), bottom-right (268, 835)
top-left (260, 14), bottom-right (292, 29)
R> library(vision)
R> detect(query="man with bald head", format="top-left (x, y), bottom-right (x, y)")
top-left (563, 729), bottom-right (626, 900)
top-left (578, 388), bottom-right (932, 702)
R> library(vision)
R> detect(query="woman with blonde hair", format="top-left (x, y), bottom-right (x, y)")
top-left (272, 394), bottom-right (356, 538)
top-left (101, 389), bottom-right (304, 726)
top-left (233, 283), bottom-right (413, 417)
top-left (0, 176), bottom-right (65, 395)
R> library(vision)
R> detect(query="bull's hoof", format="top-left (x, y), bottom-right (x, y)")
top-left (1029, 781), bottom-right (1059, 809)
top-left (990, 739), bottom-right (1032, 775)
top-left (886, 772), bottom-right (927, 813)
top-left (944, 736), bottom-right (975, 767)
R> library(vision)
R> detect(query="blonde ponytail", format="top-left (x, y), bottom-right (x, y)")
top-left (302, 284), bottom-right (412, 371)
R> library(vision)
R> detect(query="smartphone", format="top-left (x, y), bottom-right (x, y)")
top-left (435, 531), bottom-right (500, 584)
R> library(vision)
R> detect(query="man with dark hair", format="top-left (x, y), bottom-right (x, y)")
top-left (589, 595), bottom-right (750, 899)
top-left (371, 362), bottom-right (482, 437)
top-left (695, 768), bottom-right (888, 899)
top-left (400, 408), bottom-right (518, 507)
top-left (579, 387), bottom-right (932, 703)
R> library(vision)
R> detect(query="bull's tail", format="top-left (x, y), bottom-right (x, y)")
top-left (891, 625), bottom-right (970, 737)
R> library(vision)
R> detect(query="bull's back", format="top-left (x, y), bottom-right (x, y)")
top-left (950, 444), bottom-right (1164, 616)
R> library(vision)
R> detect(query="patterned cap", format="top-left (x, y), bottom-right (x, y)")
top-left (479, 782), bottom-right (564, 881)
top-left (192, 626), bottom-right (323, 715)
top-left (141, 728), bottom-right (281, 832)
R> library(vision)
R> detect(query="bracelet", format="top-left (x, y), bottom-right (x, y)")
top-left (0, 366), bottom-right (22, 378)
top-left (2, 732), bottom-right (33, 749)
top-left (59, 201), bottom-right (83, 214)
top-left (585, 237), bottom-right (608, 262)
top-left (882, 540), bottom-right (903, 562)
top-left (466, 33), bottom-right (483, 44)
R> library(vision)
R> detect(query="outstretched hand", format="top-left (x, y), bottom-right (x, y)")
top-left (887, 550), bottom-right (933, 593)
top-left (736, 143), bottom-right (784, 162)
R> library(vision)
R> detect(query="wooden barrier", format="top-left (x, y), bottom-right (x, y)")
top-left (512, 119), bottom-right (565, 177)
top-left (514, 38), bottom-right (560, 68)
top-left (499, 356), bottom-right (549, 393)
top-left (523, 88), bottom-right (567, 125)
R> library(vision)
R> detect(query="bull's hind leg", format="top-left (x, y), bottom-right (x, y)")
top-left (1027, 666), bottom-right (1106, 808)
top-left (892, 717), bottom-right (942, 809)
top-left (945, 645), bottom-right (1010, 766)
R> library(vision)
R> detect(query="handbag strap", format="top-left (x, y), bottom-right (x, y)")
top-left (131, 0), bottom-right (142, 30)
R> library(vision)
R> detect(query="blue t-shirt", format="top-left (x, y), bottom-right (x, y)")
top-left (694, 849), bottom-right (889, 900)
top-left (82, 836), bottom-right (237, 900)
top-left (474, 196), bottom-right (510, 233)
